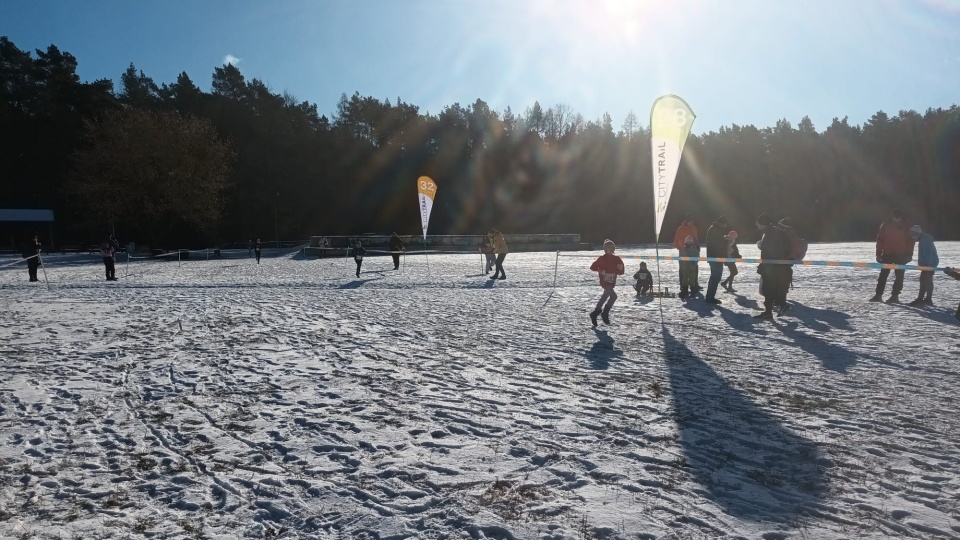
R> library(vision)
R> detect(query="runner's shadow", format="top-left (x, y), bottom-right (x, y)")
top-left (662, 327), bottom-right (828, 520)
top-left (586, 329), bottom-right (621, 370)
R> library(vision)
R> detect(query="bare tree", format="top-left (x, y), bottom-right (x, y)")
top-left (620, 110), bottom-right (640, 140)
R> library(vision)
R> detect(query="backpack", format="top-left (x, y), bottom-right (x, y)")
top-left (789, 235), bottom-right (808, 260)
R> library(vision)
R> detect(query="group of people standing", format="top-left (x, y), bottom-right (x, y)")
top-left (869, 208), bottom-right (959, 319)
top-left (588, 208), bottom-right (958, 326)
top-left (666, 212), bottom-right (806, 319)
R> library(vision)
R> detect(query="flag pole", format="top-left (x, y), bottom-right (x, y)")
top-left (656, 236), bottom-right (664, 324)
top-left (424, 235), bottom-right (430, 276)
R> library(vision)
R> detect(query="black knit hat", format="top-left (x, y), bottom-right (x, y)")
top-left (756, 213), bottom-right (772, 226)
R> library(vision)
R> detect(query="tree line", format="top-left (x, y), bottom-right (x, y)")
top-left (2, 36), bottom-right (958, 248)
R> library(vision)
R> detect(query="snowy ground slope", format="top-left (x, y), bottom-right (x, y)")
top-left (1, 242), bottom-right (959, 539)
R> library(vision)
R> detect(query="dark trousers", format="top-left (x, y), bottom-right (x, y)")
top-left (876, 268), bottom-right (905, 297)
top-left (355, 259), bottom-right (363, 277)
top-left (493, 254), bottom-right (506, 278)
top-left (392, 254), bottom-right (401, 269)
top-left (724, 263), bottom-right (739, 281)
top-left (594, 287), bottom-right (618, 313)
top-left (255, 250), bottom-right (261, 264)
top-left (103, 257), bottom-right (115, 280)
top-left (706, 262), bottom-right (723, 299)
top-left (760, 265), bottom-right (789, 312)
top-left (27, 260), bottom-right (39, 282)
top-left (918, 270), bottom-right (934, 300)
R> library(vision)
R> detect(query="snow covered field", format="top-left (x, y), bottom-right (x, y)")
top-left (2, 242), bottom-right (960, 539)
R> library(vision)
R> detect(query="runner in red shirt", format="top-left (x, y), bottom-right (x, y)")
top-left (589, 239), bottom-right (625, 326)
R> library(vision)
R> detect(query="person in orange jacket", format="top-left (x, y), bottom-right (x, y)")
top-left (673, 214), bottom-right (701, 295)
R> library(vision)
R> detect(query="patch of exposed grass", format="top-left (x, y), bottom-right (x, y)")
top-left (478, 478), bottom-right (551, 522)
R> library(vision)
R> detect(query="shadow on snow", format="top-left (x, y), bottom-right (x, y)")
top-left (662, 327), bottom-right (829, 521)
top-left (586, 328), bottom-right (622, 370)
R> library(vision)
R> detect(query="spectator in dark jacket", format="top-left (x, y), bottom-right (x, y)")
top-left (704, 215), bottom-right (730, 304)
top-left (755, 213), bottom-right (791, 319)
top-left (22, 235), bottom-right (42, 282)
top-left (389, 233), bottom-right (405, 270)
top-left (100, 235), bottom-right (119, 281)
top-left (353, 240), bottom-right (366, 278)
top-left (870, 208), bottom-right (915, 303)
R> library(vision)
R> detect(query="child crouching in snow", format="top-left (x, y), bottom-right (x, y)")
top-left (633, 262), bottom-right (653, 296)
top-left (589, 239), bottom-right (625, 326)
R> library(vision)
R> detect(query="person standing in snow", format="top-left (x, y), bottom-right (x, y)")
top-left (720, 230), bottom-right (741, 292)
top-left (589, 239), bottom-right (625, 326)
top-left (254, 238), bottom-right (262, 264)
top-left (908, 225), bottom-right (938, 307)
top-left (100, 235), bottom-right (119, 281)
top-left (944, 267), bottom-right (960, 321)
top-left (704, 215), bottom-right (730, 305)
top-left (22, 234), bottom-right (41, 282)
top-left (490, 229), bottom-right (508, 280)
top-left (678, 235), bottom-right (700, 299)
top-left (353, 240), bottom-right (366, 278)
top-left (389, 233), bottom-right (405, 270)
top-left (755, 213), bottom-right (791, 319)
top-left (482, 230), bottom-right (496, 275)
top-left (673, 214), bottom-right (701, 294)
top-left (778, 218), bottom-right (807, 290)
top-left (633, 262), bottom-right (654, 296)
top-left (870, 208), bottom-right (915, 303)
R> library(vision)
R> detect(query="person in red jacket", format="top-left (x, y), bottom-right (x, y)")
top-left (589, 239), bottom-right (625, 326)
top-left (870, 208), bottom-right (915, 303)
top-left (673, 214), bottom-right (701, 293)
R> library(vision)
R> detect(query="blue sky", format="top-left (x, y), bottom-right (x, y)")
top-left (3, 0), bottom-right (959, 134)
